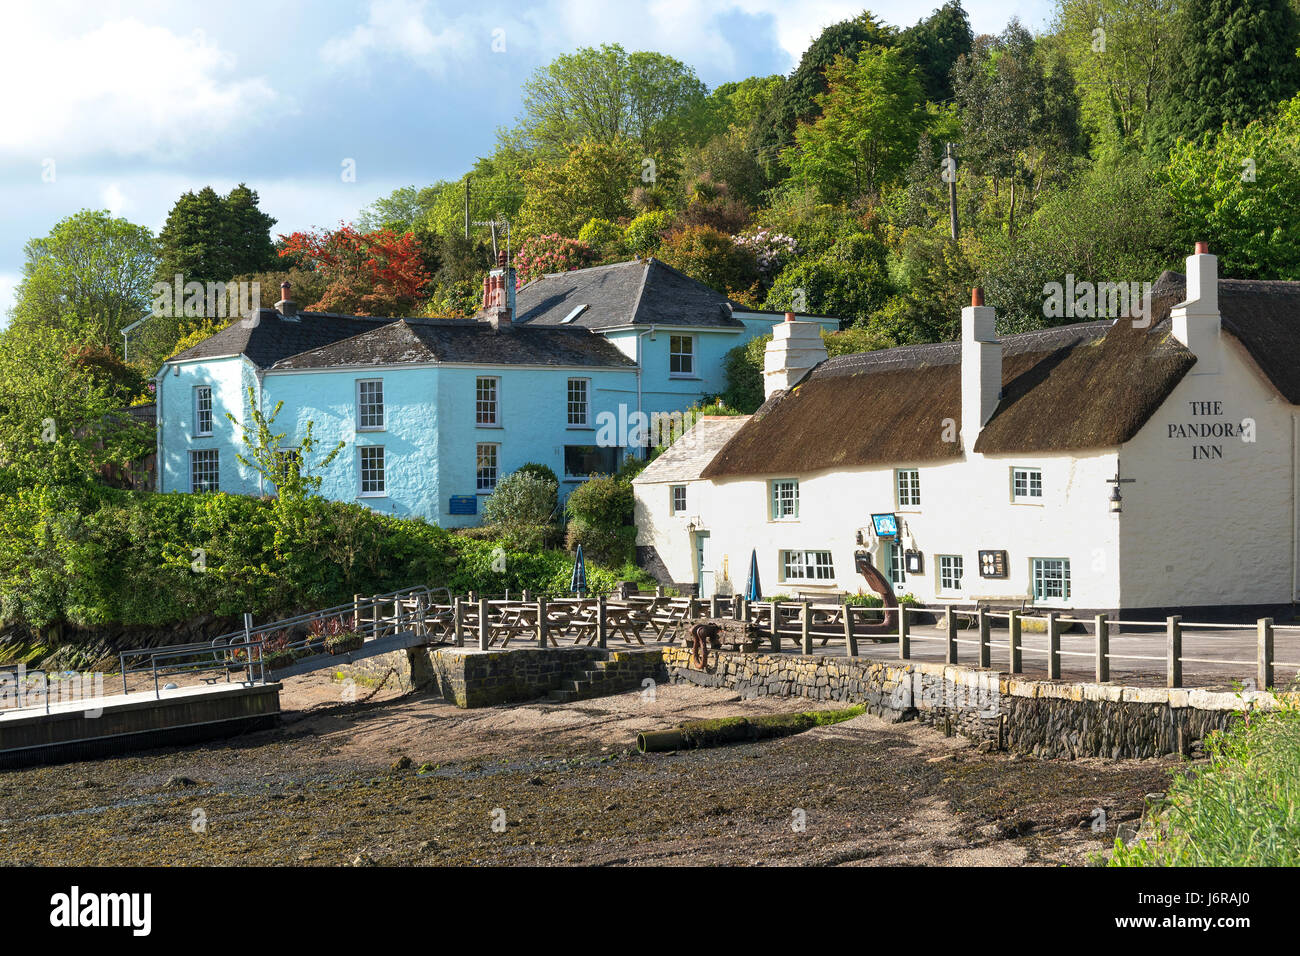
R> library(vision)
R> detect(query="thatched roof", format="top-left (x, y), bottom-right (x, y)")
top-left (702, 285), bottom-right (1203, 479)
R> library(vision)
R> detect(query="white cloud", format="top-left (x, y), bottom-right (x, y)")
top-left (100, 183), bottom-right (130, 218)
top-left (321, 0), bottom-right (471, 71)
top-left (0, 12), bottom-right (282, 161)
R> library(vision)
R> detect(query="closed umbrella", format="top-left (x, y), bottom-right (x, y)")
top-left (744, 548), bottom-right (762, 602)
top-left (570, 544), bottom-right (588, 595)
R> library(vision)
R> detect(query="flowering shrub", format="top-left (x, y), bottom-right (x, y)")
top-left (733, 229), bottom-right (799, 275)
top-left (514, 234), bottom-right (594, 284)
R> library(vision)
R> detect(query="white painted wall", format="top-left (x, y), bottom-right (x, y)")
top-left (1118, 333), bottom-right (1297, 611)
top-left (636, 449), bottom-right (1122, 609)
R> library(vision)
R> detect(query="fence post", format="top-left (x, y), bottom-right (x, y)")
top-left (1166, 615), bottom-right (1182, 689)
top-left (244, 611), bottom-right (255, 682)
top-left (453, 597), bottom-right (464, 647)
top-left (353, 594), bottom-right (360, 630)
top-left (477, 596), bottom-right (490, 651)
top-left (977, 607), bottom-right (990, 668)
top-left (801, 600), bottom-right (813, 655)
top-left (1047, 612), bottom-right (1061, 679)
top-left (655, 586), bottom-right (665, 598)
top-left (769, 601), bottom-right (781, 652)
top-left (537, 597), bottom-right (549, 647)
top-left (945, 607), bottom-right (957, 664)
top-left (709, 594), bottom-right (720, 618)
top-left (843, 602), bottom-right (859, 658)
top-left (597, 595), bottom-right (608, 650)
top-left (687, 596), bottom-right (698, 623)
top-left (733, 594), bottom-right (742, 620)
top-left (522, 589), bottom-right (530, 603)
top-left (1095, 613), bottom-right (1109, 683)
top-left (1008, 609), bottom-right (1022, 674)
top-left (1258, 617), bottom-right (1274, 691)
top-left (898, 606), bottom-right (909, 660)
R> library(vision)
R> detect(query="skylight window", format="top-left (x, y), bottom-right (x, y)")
top-left (560, 304), bottom-right (589, 324)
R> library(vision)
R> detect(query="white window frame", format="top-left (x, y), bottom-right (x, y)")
top-left (669, 334), bottom-right (695, 378)
top-left (670, 485), bottom-right (687, 515)
top-left (193, 385), bottom-right (213, 437)
top-left (896, 468), bottom-right (921, 508)
top-left (476, 376), bottom-right (500, 427)
top-left (358, 445), bottom-right (386, 497)
top-left (781, 550), bottom-right (835, 582)
top-left (938, 554), bottom-right (964, 594)
top-left (769, 479), bottom-right (799, 521)
top-left (567, 377), bottom-right (590, 428)
top-left (1012, 467), bottom-right (1043, 502)
top-left (357, 379), bottom-right (385, 432)
top-left (273, 447), bottom-right (301, 489)
top-left (189, 449), bottom-right (219, 493)
top-left (888, 542), bottom-right (906, 589)
top-left (476, 442), bottom-right (499, 493)
top-left (1032, 558), bottom-right (1071, 602)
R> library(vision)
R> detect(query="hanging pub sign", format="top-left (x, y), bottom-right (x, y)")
top-left (448, 495), bottom-right (478, 515)
top-left (870, 513), bottom-right (899, 537)
top-left (905, 550), bottom-right (924, 574)
top-left (979, 550), bottom-right (1009, 578)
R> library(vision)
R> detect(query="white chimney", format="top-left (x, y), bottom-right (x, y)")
top-left (961, 288), bottom-right (1001, 453)
top-left (1171, 242), bottom-right (1220, 375)
top-left (764, 313), bottom-right (828, 399)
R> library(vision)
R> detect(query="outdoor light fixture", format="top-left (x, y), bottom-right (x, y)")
top-left (1107, 462), bottom-right (1135, 514)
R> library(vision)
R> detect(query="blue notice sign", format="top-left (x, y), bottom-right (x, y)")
top-left (449, 495), bottom-right (478, 515)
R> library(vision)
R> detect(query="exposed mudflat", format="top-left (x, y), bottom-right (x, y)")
top-left (0, 672), bottom-right (1179, 866)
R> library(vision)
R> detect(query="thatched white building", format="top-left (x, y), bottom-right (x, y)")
top-left (634, 246), bottom-right (1300, 619)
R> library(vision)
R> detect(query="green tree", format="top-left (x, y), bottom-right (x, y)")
top-left (1147, 0), bottom-right (1300, 153)
top-left (8, 210), bottom-right (157, 353)
top-left (897, 1), bottom-right (974, 102)
top-left (508, 44), bottom-right (709, 157)
top-left (658, 225), bottom-right (759, 295)
top-left (515, 140), bottom-right (642, 238)
top-left (224, 387), bottom-right (344, 504)
top-left (1158, 95), bottom-right (1300, 279)
top-left (0, 324), bottom-right (151, 486)
top-left (787, 48), bottom-right (929, 202)
top-left (155, 183), bottom-right (277, 286)
top-left (764, 232), bottom-right (893, 323)
top-left (1054, 0), bottom-right (1177, 154)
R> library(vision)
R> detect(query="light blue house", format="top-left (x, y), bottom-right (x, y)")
top-left (156, 257), bottom-right (838, 525)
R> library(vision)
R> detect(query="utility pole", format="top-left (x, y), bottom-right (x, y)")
top-left (464, 177), bottom-right (471, 240)
top-left (945, 142), bottom-right (960, 242)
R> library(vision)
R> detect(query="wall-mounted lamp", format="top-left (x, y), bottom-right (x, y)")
top-left (1106, 462), bottom-right (1135, 514)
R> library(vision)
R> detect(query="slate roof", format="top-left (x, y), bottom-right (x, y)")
top-left (514, 258), bottom-right (745, 331)
top-left (168, 309), bottom-right (395, 369)
top-left (270, 318), bottom-right (637, 370)
top-left (632, 416), bottom-right (751, 484)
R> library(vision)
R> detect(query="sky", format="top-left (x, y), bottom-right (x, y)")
top-left (0, 0), bottom-right (1056, 321)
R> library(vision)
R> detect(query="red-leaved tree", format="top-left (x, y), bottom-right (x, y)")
top-left (278, 225), bottom-right (430, 316)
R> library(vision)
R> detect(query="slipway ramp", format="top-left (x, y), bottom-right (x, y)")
top-left (0, 586), bottom-right (446, 767)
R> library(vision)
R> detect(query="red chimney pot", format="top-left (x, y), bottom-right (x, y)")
top-left (971, 287), bottom-right (984, 307)
top-left (1195, 241), bottom-right (1209, 255)
top-left (784, 312), bottom-right (795, 322)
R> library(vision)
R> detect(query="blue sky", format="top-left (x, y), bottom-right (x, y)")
top-left (0, 0), bottom-right (1056, 320)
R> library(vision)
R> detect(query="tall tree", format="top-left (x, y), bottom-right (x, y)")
top-left (1055, 0), bottom-right (1177, 153)
top-left (507, 44), bottom-right (709, 157)
top-left (788, 49), bottom-right (930, 203)
top-left (1147, 0), bottom-right (1300, 152)
top-left (8, 210), bottom-right (158, 353)
top-left (897, 2), bottom-right (975, 102)
top-left (277, 227), bottom-right (431, 316)
top-left (756, 14), bottom-right (897, 165)
top-left (155, 183), bottom-right (278, 285)
top-left (514, 140), bottom-right (642, 238)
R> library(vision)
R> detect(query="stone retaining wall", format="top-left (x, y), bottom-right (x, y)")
top-left (662, 646), bottom-right (1289, 759)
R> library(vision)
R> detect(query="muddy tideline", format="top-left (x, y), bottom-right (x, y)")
top-left (0, 673), bottom-right (1177, 866)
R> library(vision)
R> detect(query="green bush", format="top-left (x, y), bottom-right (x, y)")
top-left (1108, 701), bottom-right (1300, 866)
top-left (623, 211), bottom-right (674, 256)
top-left (481, 471), bottom-right (558, 550)
top-left (564, 474), bottom-right (636, 565)
top-left (0, 484), bottom-right (653, 634)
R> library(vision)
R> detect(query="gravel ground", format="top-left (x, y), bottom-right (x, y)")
top-left (0, 672), bottom-right (1180, 866)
